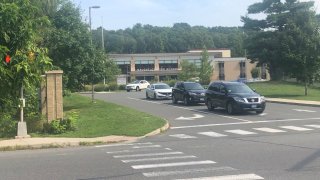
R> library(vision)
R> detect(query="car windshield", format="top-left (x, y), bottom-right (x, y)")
top-left (154, 84), bottom-right (170, 89)
top-left (184, 83), bottom-right (204, 90)
top-left (226, 84), bottom-right (254, 94)
top-left (131, 80), bottom-right (140, 84)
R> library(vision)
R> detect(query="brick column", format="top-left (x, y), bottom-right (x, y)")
top-left (42, 70), bottom-right (63, 122)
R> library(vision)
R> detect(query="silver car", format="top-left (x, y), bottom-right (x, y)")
top-left (146, 83), bottom-right (172, 100)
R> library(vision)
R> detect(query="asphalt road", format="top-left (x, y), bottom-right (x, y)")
top-left (0, 91), bottom-right (320, 180)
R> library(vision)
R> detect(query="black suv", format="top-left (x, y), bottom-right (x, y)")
top-left (205, 81), bottom-right (266, 114)
top-left (172, 82), bottom-right (206, 105)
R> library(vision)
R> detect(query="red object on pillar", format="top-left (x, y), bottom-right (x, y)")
top-left (5, 55), bottom-right (10, 63)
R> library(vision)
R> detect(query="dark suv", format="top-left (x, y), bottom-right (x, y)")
top-left (205, 81), bottom-right (266, 114)
top-left (172, 82), bottom-right (206, 105)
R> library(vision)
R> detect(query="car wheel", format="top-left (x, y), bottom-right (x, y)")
top-left (126, 89), bottom-right (130, 92)
top-left (206, 99), bottom-right (214, 111)
top-left (146, 92), bottom-right (149, 99)
top-left (183, 96), bottom-right (189, 106)
top-left (256, 110), bottom-right (264, 114)
top-left (136, 86), bottom-right (140, 91)
top-left (153, 93), bottom-right (157, 100)
top-left (226, 102), bottom-right (234, 115)
top-left (172, 95), bottom-right (177, 104)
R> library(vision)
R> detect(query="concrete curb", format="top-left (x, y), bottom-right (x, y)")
top-left (142, 120), bottom-right (170, 137)
top-left (0, 120), bottom-right (170, 151)
top-left (266, 98), bottom-right (320, 107)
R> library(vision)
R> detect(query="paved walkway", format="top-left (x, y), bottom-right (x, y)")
top-left (0, 99), bottom-right (319, 151)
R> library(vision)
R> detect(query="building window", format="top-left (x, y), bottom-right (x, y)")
top-left (135, 60), bottom-right (154, 71)
top-left (218, 62), bottom-right (225, 80)
top-left (116, 61), bottom-right (131, 74)
top-left (240, 61), bottom-right (246, 78)
top-left (186, 59), bottom-right (201, 67)
top-left (159, 60), bottom-right (178, 70)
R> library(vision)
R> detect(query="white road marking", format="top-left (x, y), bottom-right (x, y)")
top-left (113, 151), bottom-right (184, 158)
top-left (175, 173), bottom-right (264, 180)
top-left (225, 129), bottom-right (257, 135)
top-left (280, 126), bottom-right (313, 131)
top-left (171, 117), bottom-right (320, 129)
top-left (176, 114), bottom-right (204, 120)
top-left (258, 113), bottom-right (267, 116)
top-left (128, 97), bottom-right (251, 122)
top-left (95, 142), bottom-right (152, 148)
top-left (143, 166), bottom-right (236, 177)
top-left (305, 124), bottom-right (320, 128)
top-left (122, 155), bottom-right (196, 163)
top-left (107, 148), bottom-right (166, 154)
top-left (131, 160), bottom-right (216, 169)
top-left (132, 145), bottom-right (161, 149)
top-left (170, 134), bottom-right (197, 139)
top-left (198, 131), bottom-right (227, 137)
top-left (253, 127), bottom-right (286, 133)
top-left (293, 109), bottom-right (316, 113)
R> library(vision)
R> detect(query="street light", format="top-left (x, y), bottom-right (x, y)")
top-left (89, 5), bottom-right (100, 102)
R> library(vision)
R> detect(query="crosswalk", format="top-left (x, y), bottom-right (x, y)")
top-left (99, 142), bottom-right (264, 179)
top-left (169, 124), bottom-right (320, 139)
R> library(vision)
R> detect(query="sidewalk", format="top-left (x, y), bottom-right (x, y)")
top-left (1, 98), bottom-right (319, 151)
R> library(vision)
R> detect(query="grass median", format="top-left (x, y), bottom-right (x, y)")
top-left (39, 94), bottom-right (166, 138)
top-left (248, 81), bottom-right (320, 101)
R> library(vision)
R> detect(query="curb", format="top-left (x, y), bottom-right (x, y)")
top-left (0, 120), bottom-right (170, 151)
top-left (142, 120), bottom-right (170, 137)
top-left (266, 98), bottom-right (320, 107)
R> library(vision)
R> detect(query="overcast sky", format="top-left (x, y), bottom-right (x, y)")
top-left (71, 0), bottom-right (320, 30)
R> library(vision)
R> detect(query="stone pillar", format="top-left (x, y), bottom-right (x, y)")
top-left (41, 70), bottom-right (63, 122)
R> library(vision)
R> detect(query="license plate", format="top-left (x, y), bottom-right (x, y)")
top-left (251, 105), bottom-right (257, 108)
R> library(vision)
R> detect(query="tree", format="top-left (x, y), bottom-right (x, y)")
top-left (104, 56), bottom-right (121, 83)
top-left (178, 60), bottom-right (199, 81)
top-left (45, 1), bottom-right (105, 91)
top-left (199, 46), bottom-right (213, 85)
top-left (242, 0), bottom-right (320, 95)
top-left (0, 0), bottom-right (52, 136)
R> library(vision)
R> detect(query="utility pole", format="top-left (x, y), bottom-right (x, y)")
top-left (89, 5), bottom-right (100, 102)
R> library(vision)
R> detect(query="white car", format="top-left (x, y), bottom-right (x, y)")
top-left (146, 83), bottom-right (172, 99)
top-left (126, 80), bottom-right (150, 92)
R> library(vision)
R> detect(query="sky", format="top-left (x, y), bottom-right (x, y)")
top-left (72, 0), bottom-right (320, 30)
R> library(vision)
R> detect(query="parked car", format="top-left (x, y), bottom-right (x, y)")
top-left (172, 82), bottom-right (206, 105)
top-left (146, 83), bottom-right (172, 100)
top-left (126, 80), bottom-right (150, 92)
top-left (205, 81), bottom-right (266, 114)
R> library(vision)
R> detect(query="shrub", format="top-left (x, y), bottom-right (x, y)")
top-left (0, 113), bottom-right (17, 138)
top-left (25, 112), bottom-right (44, 133)
top-left (43, 112), bottom-right (78, 134)
top-left (94, 84), bottom-right (105, 92)
top-left (109, 82), bottom-right (118, 91)
top-left (63, 89), bottom-right (72, 97)
top-left (251, 67), bottom-right (261, 79)
top-left (164, 80), bottom-right (177, 87)
top-left (118, 84), bottom-right (126, 90)
top-left (84, 85), bottom-right (92, 91)
top-left (104, 84), bottom-right (110, 91)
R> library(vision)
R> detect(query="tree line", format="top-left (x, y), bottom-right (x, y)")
top-left (93, 23), bottom-right (246, 57)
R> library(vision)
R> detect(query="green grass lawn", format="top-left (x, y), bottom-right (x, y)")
top-left (38, 94), bottom-right (166, 138)
top-left (248, 81), bottom-right (320, 101)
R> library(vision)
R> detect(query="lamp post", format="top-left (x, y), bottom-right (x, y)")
top-left (89, 5), bottom-right (100, 103)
